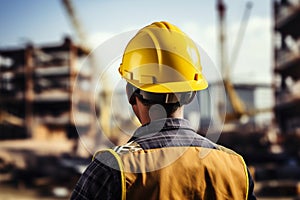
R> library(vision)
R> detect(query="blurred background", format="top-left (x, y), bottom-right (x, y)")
top-left (0, 0), bottom-right (299, 199)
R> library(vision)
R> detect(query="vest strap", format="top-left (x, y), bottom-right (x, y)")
top-left (93, 149), bottom-right (127, 200)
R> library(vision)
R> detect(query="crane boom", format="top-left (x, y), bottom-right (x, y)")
top-left (61, 0), bottom-right (90, 53)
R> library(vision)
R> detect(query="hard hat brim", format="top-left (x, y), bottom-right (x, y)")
top-left (126, 78), bottom-right (208, 93)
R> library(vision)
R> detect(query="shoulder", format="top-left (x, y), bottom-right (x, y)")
top-left (215, 144), bottom-right (240, 155)
top-left (70, 150), bottom-right (123, 200)
top-left (212, 144), bottom-right (247, 167)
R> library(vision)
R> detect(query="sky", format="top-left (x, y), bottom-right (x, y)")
top-left (0, 0), bottom-right (272, 85)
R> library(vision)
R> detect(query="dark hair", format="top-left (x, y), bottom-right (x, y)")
top-left (138, 97), bottom-right (181, 117)
top-left (126, 83), bottom-right (195, 116)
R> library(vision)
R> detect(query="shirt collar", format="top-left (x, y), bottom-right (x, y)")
top-left (129, 118), bottom-right (194, 141)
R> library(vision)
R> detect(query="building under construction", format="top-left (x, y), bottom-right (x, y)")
top-left (274, 0), bottom-right (300, 154)
top-left (255, 0), bottom-right (300, 197)
top-left (0, 37), bottom-right (93, 141)
top-left (0, 38), bottom-right (94, 198)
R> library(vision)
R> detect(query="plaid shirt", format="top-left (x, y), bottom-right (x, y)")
top-left (70, 118), bottom-right (256, 200)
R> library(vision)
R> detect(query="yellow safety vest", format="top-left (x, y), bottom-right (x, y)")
top-left (94, 144), bottom-right (249, 200)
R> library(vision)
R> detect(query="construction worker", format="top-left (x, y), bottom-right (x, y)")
top-left (71, 21), bottom-right (256, 200)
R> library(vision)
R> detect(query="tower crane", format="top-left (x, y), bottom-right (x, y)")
top-left (216, 0), bottom-right (272, 123)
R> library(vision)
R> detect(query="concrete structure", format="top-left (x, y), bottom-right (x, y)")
top-left (0, 38), bottom-right (93, 140)
top-left (274, 0), bottom-right (300, 136)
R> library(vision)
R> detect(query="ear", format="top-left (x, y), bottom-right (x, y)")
top-left (134, 96), bottom-right (151, 125)
top-left (131, 96), bottom-right (140, 121)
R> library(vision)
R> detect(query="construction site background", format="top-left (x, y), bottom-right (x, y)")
top-left (0, 0), bottom-right (300, 199)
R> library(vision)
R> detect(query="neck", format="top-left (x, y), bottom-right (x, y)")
top-left (145, 104), bottom-right (183, 125)
top-left (132, 97), bottom-right (184, 125)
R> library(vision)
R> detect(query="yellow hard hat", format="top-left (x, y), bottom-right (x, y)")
top-left (119, 21), bottom-right (208, 93)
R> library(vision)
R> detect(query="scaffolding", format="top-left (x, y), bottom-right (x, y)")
top-left (274, 0), bottom-right (300, 159)
top-left (274, 0), bottom-right (300, 136)
top-left (255, 0), bottom-right (300, 197)
top-left (0, 37), bottom-right (93, 141)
